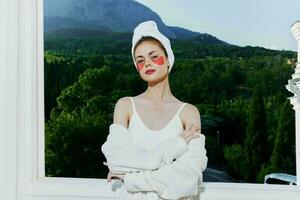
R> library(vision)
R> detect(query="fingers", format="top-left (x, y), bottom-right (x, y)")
top-left (104, 162), bottom-right (111, 182)
top-left (187, 124), bottom-right (193, 130)
top-left (187, 124), bottom-right (200, 134)
top-left (186, 124), bottom-right (200, 131)
top-left (107, 173), bottom-right (124, 183)
top-left (192, 124), bottom-right (200, 131)
top-left (181, 124), bottom-right (201, 144)
top-left (107, 172), bottom-right (111, 182)
top-left (193, 133), bottom-right (201, 137)
top-left (189, 124), bottom-right (201, 139)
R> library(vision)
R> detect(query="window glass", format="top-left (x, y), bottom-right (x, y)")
top-left (44, 0), bottom-right (297, 184)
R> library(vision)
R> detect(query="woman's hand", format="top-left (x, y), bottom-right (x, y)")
top-left (179, 124), bottom-right (201, 144)
top-left (107, 171), bottom-right (125, 182)
top-left (103, 162), bottom-right (125, 182)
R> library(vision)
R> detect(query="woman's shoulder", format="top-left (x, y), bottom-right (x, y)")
top-left (113, 96), bottom-right (134, 127)
top-left (115, 96), bottom-right (132, 106)
top-left (115, 96), bottom-right (136, 114)
top-left (182, 103), bottom-right (199, 113)
top-left (180, 102), bottom-right (201, 128)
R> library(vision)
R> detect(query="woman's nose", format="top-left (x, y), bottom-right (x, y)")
top-left (144, 58), bottom-right (151, 67)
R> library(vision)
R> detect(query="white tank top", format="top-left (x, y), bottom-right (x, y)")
top-left (118, 97), bottom-right (192, 200)
top-left (128, 97), bottom-right (188, 150)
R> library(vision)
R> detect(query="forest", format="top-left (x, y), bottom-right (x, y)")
top-left (44, 30), bottom-right (296, 183)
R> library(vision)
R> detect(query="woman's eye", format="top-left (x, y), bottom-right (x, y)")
top-left (137, 60), bottom-right (144, 64)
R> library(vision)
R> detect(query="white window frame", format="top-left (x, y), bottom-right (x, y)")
top-left (1, 0), bottom-right (300, 199)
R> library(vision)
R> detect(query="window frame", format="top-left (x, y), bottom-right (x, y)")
top-left (3, 0), bottom-right (299, 199)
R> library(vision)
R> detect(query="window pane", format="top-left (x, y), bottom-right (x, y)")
top-left (44, 0), bottom-right (297, 185)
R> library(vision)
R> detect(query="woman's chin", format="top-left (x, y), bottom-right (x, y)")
top-left (142, 74), bottom-right (167, 84)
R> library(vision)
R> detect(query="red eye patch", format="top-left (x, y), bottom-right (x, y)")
top-left (153, 56), bottom-right (165, 65)
top-left (137, 63), bottom-right (144, 71)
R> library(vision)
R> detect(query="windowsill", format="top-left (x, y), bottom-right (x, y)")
top-left (24, 177), bottom-right (300, 198)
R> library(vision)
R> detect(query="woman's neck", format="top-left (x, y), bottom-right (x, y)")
top-left (143, 76), bottom-right (173, 104)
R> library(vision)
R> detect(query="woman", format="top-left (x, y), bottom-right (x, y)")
top-left (102, 20), bottom-right (207, 200)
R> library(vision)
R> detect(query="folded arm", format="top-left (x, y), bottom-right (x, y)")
top-left (101, 123), bottom-right (188, 173)
top-left (123, 134), bottom-right (208, 200)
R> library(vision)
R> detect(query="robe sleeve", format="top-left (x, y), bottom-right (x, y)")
top-left (101, 123), bottom-right (188, 174)
top-left (122, 134), bottom-right (208, 200)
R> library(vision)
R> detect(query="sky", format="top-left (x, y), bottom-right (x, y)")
top-left (135, 0), bottom-right (299, 51)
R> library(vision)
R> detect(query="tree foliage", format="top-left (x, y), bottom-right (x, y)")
top-left (44, 33), bottom-right (296, 180)
top-left (244, 85), bottom-right (268, 182)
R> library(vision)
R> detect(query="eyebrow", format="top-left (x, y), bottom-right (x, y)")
top-left (135, 51), bottom-right (157, 59)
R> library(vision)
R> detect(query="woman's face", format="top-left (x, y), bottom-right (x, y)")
top-left (134, 40), bottom-right (169, 82)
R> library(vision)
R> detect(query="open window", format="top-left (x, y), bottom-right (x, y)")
top-left (2, 0), bottom-right (300, 199)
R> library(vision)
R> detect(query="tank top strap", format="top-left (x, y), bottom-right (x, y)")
top-left (129, 97), bottom-right (186, 117)
top-left (129, 97), bottom-right (136, 111)
top-left (176, 102), bottom-right (187, 116)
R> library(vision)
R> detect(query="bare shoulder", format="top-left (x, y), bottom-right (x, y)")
top-left (181, 103), bottom-right (201, 129)
top-left (113, 96), bottom-right (132, 128)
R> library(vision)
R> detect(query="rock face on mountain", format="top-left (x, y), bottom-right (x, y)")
top-left (44, 0), bottom-right (175, 37)
top-left (44, 0), bottom-right (228, 44)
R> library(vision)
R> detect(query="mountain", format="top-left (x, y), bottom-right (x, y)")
top-left (44, 0), bottom-right (175, 37)
top-left (167, 26), bottom-right (202, 39)
top-left (44, 0), bottom-right (228, 45)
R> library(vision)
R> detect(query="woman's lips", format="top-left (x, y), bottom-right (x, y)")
top-left (145, 70), bottom-right (156, 75)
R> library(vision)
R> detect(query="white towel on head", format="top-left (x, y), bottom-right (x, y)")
top-left (131, 20), bottom-right (175, 73)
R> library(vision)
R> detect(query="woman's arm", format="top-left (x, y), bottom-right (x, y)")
top-left (101, 97), bottom-right (188, 173)
top-left (112, 97), bottom-right (130, 129)
top-left (122, 105), bottom-right (208, 200)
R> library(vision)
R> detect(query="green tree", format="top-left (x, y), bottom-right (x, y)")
top-left (271, 100), bottom-right (296, 174)
top-left (257, 100), bottom-right (295, 182)
top-left (244, 85), bottom-right (268, 182)
top-left (45, 66), bottom-right (128, 178)
top-left (224, 144), bottom-right (247, 180)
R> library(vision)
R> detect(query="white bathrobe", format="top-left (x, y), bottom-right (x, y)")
top-left (101, 123), bottom-right (208, 200)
